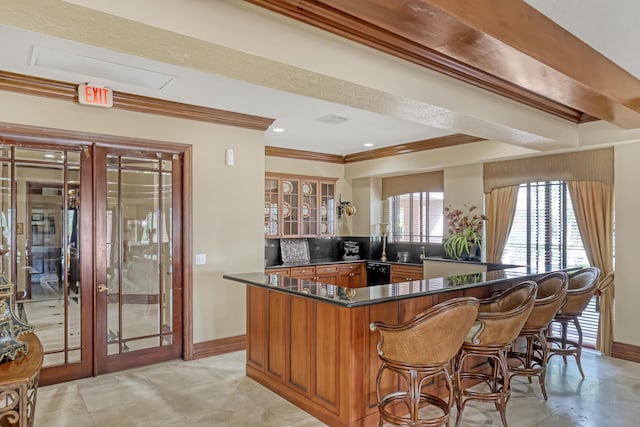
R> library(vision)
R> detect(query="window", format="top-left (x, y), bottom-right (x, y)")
top-left (388, 192), bottom-right (443, 243)
top-left (503, 181), bottom-right (597, 346)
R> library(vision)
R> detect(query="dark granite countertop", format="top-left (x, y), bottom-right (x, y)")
top-left (224, 265), bottom-right (569, 308)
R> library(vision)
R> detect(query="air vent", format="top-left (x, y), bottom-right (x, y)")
top-left (316, 114), bottom-right (349, 125)
top-left (30, 46), bottom-right (176, 90)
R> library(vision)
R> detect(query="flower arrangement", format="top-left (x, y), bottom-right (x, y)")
top-left (443, 205), bottom-right (487, 260)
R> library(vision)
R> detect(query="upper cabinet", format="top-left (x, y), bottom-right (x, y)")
top-left (265, 174), bottom-right (337, 238)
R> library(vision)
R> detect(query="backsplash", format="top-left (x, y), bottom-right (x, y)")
top-left (265, 237), bottom-right (444, 266)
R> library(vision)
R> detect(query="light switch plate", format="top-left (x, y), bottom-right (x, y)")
top-left (195, 254), bottom-right (206, 265)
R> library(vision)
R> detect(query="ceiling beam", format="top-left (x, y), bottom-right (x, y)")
top-left (247, 0), bottom-right (640, 129)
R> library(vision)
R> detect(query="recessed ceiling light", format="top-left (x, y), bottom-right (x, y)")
top-left (44, 153), bottom-right (55, 158)
top-left (364, 143), bottom-right (374, 147)
top-left (272, 128), bottom-right (285, 132)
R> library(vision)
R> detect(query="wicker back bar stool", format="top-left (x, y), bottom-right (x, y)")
top-left (547, 267), bottom-right (600, 378)
top-left (371, 297), bottom-right (479, 427)
top-left (508, 272), bottom-right (568, 400)
top-left (454, 281), bottom-right (537, 427)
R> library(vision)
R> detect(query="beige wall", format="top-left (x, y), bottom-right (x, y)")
top-left (0, 90), bottom-right (265, 344)
top-left (444, 164), bottom-right (484, 214)
top-left (351, 177), bottom-right (383, 237)
top-left (614, 142), bottom-right (640, 347)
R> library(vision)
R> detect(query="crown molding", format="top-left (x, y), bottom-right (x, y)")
top-left (266, 134), bottom-right (484, 163)
top-left (343, 134), bottom-right (484, 163)
top-left (246, 0), bottom-right (598, 125)
top-left (0, 70), bottom-right (274, 131)
top-left (265, 146), bottom-right (345, 163)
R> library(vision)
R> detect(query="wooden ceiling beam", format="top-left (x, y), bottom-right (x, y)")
top-left (247, 0), bottom-right (640, 128)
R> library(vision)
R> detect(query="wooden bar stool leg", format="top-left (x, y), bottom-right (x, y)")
top-left (537, 332), bottom-right (549, 400)
top-left (573, 317), bottom-right (585, 378)
top-left (561, 321), bottom-right (568, 365)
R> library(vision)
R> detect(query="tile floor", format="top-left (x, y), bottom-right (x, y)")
top-left (35, 348), bottom-right (640, 426)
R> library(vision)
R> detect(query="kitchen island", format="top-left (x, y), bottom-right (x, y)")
top-left (223, 265), bottom-right (562, 427)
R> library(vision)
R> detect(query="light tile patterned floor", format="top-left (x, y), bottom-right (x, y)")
top-left (35, 349), bottom-right (640, 426)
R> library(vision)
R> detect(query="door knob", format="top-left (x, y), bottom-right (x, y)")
top-left (97, 284), bottom-right (110, 292)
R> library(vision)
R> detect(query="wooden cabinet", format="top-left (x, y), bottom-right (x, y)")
top-left (390, 264), bottom-right (423, 283)
top-left (265, 174), bottom-right (337, 238)
top-left (266, 267), bottom-right (290, 277)
top-left (338, 262), bottom-right (365, 288)
top-left (315, 264), bottom-right (339, 285)
top-left (290, 266), bottom-right (316, 280)
top-left (266, 262), bottom-right (364, 287)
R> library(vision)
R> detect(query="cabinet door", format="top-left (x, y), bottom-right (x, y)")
top-left (290, 266), bottom-right (316, 280)
top-left (390, 265), bottom-right (423, 283)
top-left (315, 264), bottom-right (339, 285)
top-left (319, 181), bottom-right (336, 236)
top-left (264, 176), bottom-right (280, 237)
top-left (281, 178), bottom-right (300, 236)
top-left (301, 180), bottom-right (318, 236)
top-left (338, 263), bottom-right (365, 288)
top-left (265, 268), bottom-right (290, 277)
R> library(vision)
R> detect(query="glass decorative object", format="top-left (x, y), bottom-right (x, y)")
top-left (0, 278), bottom-right (34, 364)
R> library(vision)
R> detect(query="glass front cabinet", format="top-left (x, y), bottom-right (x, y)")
top-left (265, 174), bottom-right (337, 238)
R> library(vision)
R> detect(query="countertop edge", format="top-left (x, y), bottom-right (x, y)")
top-left (222, 267), bottom-right (553, 308)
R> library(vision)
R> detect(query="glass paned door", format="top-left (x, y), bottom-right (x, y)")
top-left (0, 145), bottom-right (92, 382)
top-left (95, 148), bottom-right (181, 374)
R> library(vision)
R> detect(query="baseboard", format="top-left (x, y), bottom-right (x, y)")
top-left (611, 341), bottom-right (640, 363)
top-left (193, 335), bottom-right (246, 360)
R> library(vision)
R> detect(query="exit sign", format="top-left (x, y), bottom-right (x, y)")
top-left (78, 84), bottom-right (113, 108)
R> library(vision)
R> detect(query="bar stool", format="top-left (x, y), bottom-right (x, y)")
top-left (371, 297), bottom-right (479, 427)
top-left (454, 281), bottom-right (537, 427)
top-left (547, 267), bottom-right (600, 378)
top-left (508, 272), bottom-right (568, 400)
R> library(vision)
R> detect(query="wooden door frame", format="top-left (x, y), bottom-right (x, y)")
top-left (0, 122), bottom-right (194, 383)
top-left (93, 145), bottom-right (185, 374)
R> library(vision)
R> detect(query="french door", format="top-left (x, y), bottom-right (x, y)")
top-left (94, 146), bottom-right (183, 374)
top-left (0, 135), bottom-right (186, 384)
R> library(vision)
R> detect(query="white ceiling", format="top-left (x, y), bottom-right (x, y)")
top-left (525, 0), bottom-right (640, 80)
top-left (0, 2), bottom-right (639, 155)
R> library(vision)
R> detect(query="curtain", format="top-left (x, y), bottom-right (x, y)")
top-left (567, 180), bottom-right (615, 355)
top-left (484, 186), bottom-right (519, 263)
top-left (381, 171), bottom-right (443, 199)
top-left (483, 147), bottom-right (614, 193)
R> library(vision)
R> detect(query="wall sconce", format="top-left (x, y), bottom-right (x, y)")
top-left (337, 196), bottom-right (356, 218)
top-left (225, 148), bottom-right (234, 166)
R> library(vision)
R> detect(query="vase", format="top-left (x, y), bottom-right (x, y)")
top-left (462, 243), bottom-right (479, 261)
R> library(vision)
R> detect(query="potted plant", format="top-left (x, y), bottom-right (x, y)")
top-left (443, 205), bottom-right (487, 260)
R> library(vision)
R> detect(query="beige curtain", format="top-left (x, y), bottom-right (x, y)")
top-left (484, 186), bottom-right (519, 263)
top-left (567, 181), bottom-right (615, 355)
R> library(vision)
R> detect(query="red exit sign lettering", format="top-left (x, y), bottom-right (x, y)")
top-left (78, 84), bottom-right (113, 108)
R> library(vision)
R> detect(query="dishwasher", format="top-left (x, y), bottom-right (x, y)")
top-left (366, 261), bottom-right (391, 286)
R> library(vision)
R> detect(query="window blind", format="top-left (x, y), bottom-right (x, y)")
top-left (388, 191), bottom-right (444, 243)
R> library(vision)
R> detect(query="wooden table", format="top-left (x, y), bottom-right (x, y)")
top-left (0, 334), bottom-right (43, 427)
